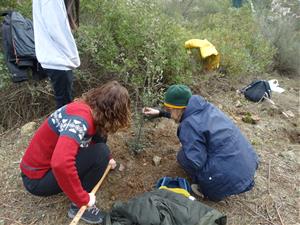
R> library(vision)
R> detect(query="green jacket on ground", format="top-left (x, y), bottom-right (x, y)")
top-left (105, 189), bottom-right (226, 225)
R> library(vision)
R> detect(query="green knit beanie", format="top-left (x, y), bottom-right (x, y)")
top-left (164, 85), bottom-right (192, 108)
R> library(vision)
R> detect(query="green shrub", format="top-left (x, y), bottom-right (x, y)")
top-left (78, 0), bottom-right (193, 106)
top-left (160, 0), bottom-right (231, 24)
top-left (256, 11), bottom-right (300, 76)
top-left (0, 0), bottom-right (32, 18)
top-left (0, 53), bottom-right (11, 89)
top-left (188, 7), bottom-right (276, 76)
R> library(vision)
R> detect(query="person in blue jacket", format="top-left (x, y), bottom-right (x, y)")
top-left (143, 84), bottom-right (259, 201)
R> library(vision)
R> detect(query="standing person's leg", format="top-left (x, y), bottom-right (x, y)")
top-left (233, 0), bottom-right (243, 8)
top-left (46, 69), bottom-right (73, 109)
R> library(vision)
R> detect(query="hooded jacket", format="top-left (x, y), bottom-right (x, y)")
top-left (107, 189), bottom-right (227, 225)
top-left (177, 95), bottom-right (259, 201)
top-left (32, 0), bottom-right (80, 70)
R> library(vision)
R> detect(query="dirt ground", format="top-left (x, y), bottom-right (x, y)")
top-left (0, 73), bottom-right (299, 225)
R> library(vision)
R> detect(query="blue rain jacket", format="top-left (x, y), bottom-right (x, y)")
top-left (177, 96), bottom-right (259, 201)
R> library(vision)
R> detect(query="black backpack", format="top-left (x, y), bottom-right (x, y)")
top-left (1, 11), bottom-right (47, 82)
top-left (240, 80), bottom-right (272, 102)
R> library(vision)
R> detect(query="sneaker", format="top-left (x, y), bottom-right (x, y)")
top-left (68, 203), bottom-right (106, 224)
top-left (191, 184), bottom-right (204, 198)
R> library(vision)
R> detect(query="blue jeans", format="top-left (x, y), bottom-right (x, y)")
top-left (45, 69), bottom-right (73, 109)
top-left (233, 0), bottom-right (243, 8)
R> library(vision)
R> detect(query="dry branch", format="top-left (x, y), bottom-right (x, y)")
top-left (239, 201), bottom-right (276, 225)
top-left (274, 201), bottom-right (285, 225)
top-left (268, 159), bottom-right (271, 195)
top-left (267, 158), bottom-right (286, 225)
top-left (0, 217), bottom-right (23, 225)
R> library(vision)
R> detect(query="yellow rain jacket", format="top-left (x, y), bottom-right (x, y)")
top-left (185, 39), bottom-right (220, 71)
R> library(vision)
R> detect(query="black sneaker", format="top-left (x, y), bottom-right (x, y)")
top-left (191, 184), bottom-right (204, 198)
top-left (68, 203), bottom-right (106, 224)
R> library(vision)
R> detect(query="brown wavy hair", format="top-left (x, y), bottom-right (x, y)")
top-left (80, 81), bottom-right (131, 136)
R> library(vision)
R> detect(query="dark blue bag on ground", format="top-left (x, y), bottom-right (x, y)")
top-left (156, 176), bottom-right (192, 193)
top-left (241, 80), bottom-right (272, 102)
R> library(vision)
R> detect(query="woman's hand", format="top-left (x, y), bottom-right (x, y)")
top-left (142, 107), bottom-right (160, 116)
top-left (109, 158), bottom-right (117, 169)
top-left (87, 193), bottom-right (96, 207)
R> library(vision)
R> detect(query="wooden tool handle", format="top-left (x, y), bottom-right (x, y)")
top-left (69, 164), bottom-right (112, 225)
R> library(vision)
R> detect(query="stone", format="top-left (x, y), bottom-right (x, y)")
top-left (20, 121), bottom-right (37, 136)
top-left (235, 100), bottom-right (242, 107)
top-left (118, 163), bottom-right (126, 172)
top-left (279, 151), bottom-right (299, 163)
top-left (128, 181), bottom-right (134, 188)
top-left (152, 155), bottom-right (162, 166)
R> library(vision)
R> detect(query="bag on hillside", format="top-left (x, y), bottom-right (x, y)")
top-left (240, 80), bottom-right (272, 102)
top-left (1, 11), bottom-right (47, 82)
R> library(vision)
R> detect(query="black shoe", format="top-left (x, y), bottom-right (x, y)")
top-left (68, 203), bottom-right (106, 224)
top-left (191, 184), bottom-right (204, 198)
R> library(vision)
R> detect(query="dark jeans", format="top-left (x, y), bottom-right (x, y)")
top-left (45, 69), bottom-right (73, 109)
top-left (233, 0), bottom-right (243, 8)
top-left (21, 143), bottom-right (110, 196)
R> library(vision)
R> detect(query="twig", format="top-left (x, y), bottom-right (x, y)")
top-left (0, 124), bottom-right (19, 137)
top-left (38, 198), bottom-right (66, 207)
top-left (265, 205), bottom-right (273, 223)
top-left (29, 218), bottom-right (39, 225)
top-left (268, 159), bottom-right (271, 195)
top-left (239, 201), bottom-right (276, 225)
top-left (0, 217), bottom-right (23, 225)
top-left (267, 158), bottom-right (286, 225)
top-left (274, 201), bottom-right (285, 225)
top-left (36, 88), bottom-right (54, 97)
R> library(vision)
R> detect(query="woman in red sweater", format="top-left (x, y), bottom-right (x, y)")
top-left (20, 81), bottom-right (131, 224)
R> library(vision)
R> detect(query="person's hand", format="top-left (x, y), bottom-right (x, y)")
top-left (142, 107), bottom-right (160, 116)
top-left (109, 158), bottom-right (117, 169)
top-left (87, 193), bottom-right (96, 207)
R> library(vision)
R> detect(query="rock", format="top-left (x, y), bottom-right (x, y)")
top-left (235, 100), bottom-right (242, 107)
top-left (128, 181), bottom-right (134, 188)
top-left (279, 151), bottom-right (299, 163)
top-left (118, 163), bottom-right (126, 172)
top-left (125, 160), bottom-right (134, 170)
top-left (152, 156), bottom-right (162, 166)
top-left (20, 122), bottom-right (37, 136)
top-left (110, 195), bottom-right (116, 201)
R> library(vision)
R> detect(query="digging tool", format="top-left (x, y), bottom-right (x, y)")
top-left (69, 164), bottom-right (112, 225)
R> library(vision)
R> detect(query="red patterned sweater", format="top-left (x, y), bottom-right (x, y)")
top-left (20, 101), bottom-right (96, 207)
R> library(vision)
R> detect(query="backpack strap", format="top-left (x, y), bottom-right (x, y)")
top-left (177, 177), bottom-right (191, 193)
top-left (156, 176), bottom-right (171, 189)
top-left (240, 80), bottom-right (261, 93)
top-left (263, 80), bottom-right (272, 98)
